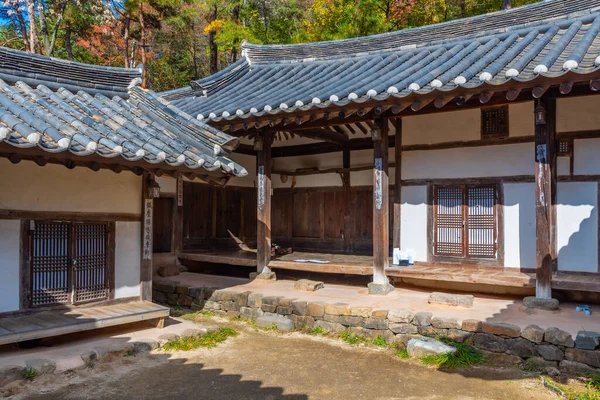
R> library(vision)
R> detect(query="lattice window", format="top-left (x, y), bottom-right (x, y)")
top-left (556, 140), bottom-right (572, 156)
top-left (433, 185), bottom-right (497, 260)
top-left (30, 221), bottom-right (109, 307)
top-left (481, 106), bottom-right (509, 138)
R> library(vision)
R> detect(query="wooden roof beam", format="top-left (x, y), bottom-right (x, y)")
top-left (289, 128), bottom-right (349, 145)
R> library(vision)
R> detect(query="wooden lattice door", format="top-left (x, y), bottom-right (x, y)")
top-left (433, 187), bottom-right (465, 257)
top-left (30, 221), bottom-right (109, 307)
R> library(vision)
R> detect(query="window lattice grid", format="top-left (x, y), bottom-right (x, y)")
top-left (30, 222), bottom-right (70, 306)
top-left (74, 223), bottom-right (108, 303)
top-left (481, 106), bottom-right (509, 138)
top-left (557, 140), bottom-right (571, 156)
top-left (466, 186), bottom-right (497, 258)
top-left (434, 187), bottom-right (464, 257)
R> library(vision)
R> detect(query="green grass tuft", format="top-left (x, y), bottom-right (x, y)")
top-left (340, 332), bottom-right (370, 346)
top-left (420, 339), bottom-right (485, 369)
top-left (372, 336), bottom-right (388, 348)
top-left (162, 328), bottom-right (238, 351)
top-left (544, 376), bottom-right (600, 400)
top-left (394, 349), bottom-right (410, 359)
top-left (182, 310), bottom-right (215, 321)
top-left (310, 326), bottom-right (328, 336)
top-left (23, 368), bottom-right (36, 380)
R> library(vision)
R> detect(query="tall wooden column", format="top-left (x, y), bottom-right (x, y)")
top-left (174, 175), bottom-right (184, 255)
top-left (534, 97), bottom-right (556, 300)
top-left (370, 118), bottom-right (393, 294)
top-left (392, 118), bottom-right (402, 252)
top-left (140, 172), bottom-right (154, 301)
top-left (342, 147), bottom-right (351, 253)
top-left (256, 131), bottom-right (273, 276)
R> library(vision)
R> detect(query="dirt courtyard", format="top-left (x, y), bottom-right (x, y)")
top-left (7, 319), bottom-right (556, 400)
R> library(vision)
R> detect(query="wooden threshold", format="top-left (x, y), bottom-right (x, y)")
top-left (386, 266), bottom-right (535, 288)
top-left (0, 301), bottom-right (169, 346)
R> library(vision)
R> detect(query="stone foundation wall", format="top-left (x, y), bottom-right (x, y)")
top-left (153, 281), bottom-right (600, 374)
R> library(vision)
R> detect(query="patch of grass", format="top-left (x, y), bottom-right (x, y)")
top-left (394, 349), bottom-right (410, 359)
top-left (162, 328), bottom-right (238, 351)
top-left (372, 336), bottom-right (388, 348)
top-left (23, 368), bottom-right (36, 380)
top-left (181, 310), bottom-right (215, 321)
top-left (420, 339), bottom-right (485, 369)
top-left (123, 350), bottom-right (135, 357)
top-left (258, 323), bottom-right (280, 332)
top-left (544, 376), bottom-right (600, 400)
top-left (310, 326), bottom-right (328, 336)
top-left (174, 303), bottom-right (183, 312)
top-left (340, 332), bottom-right (370, 346)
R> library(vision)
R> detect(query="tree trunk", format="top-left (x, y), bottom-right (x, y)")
top-left (46, 1), bottom-right (67, 56)
top-left (208, 4), bottom-right (218, 74)
top-left (230, 3), bottom-right (240, 64)
top-left (138, 2), bottom-right (148, 88)
top-left (502, 0), bottom-right (511, 9)
top-left (37, 0), bottom-right (50, 54)
top-left (24, 0), bottom-right (41, 53)
top-left (65, 22), bottom-right (74, 61)
top-left (123, 16), bottom-right (131, 68)
top-left (13, 4), bottom-right (30, 52)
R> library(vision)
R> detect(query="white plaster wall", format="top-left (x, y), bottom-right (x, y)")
top-left (557, 157), bottom-right (571, 176)
top-left (557, 96), bottom-right (600, 133)
top-left (402, 143), bottom-right (533, 180)
top-left (156, 176), bottom-right (177, 194)
top-left (503, 183), bottom-right (536, 269)
top-left (272, 152), bottom-right (345, 188)
top-left (574, 138), bottom-right (600, 175)
top-left (0, 159), bottom-right (141, 214)
top-left (557, 182), bottom-right (598, 273)
top-left (402, 109), bottom-right (480, 145)
top-left (115, 221), bottom-right (141, 299)
top-left (509, 102), bottom-right (534, 137)
top-left (400, 186), bottom-right (428, 262)
top-left (228, 153), bottom-right (257, 187)
top-left (0, 220), bottom-right (20, 312)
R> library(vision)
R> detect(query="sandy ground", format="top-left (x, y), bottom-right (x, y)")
top-left (2, 317), bottom-right (558, 400)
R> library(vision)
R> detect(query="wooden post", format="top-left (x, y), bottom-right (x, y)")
top-left (140, 172), bottom-right (154, 301)
top-left (174, 176), bottom-right (184, 255)
top-left (534, 97), bottom-right (556, 300)
top-left (256, 131), bottom-right (274, 277)
top-left (392, 118), bottom-right (402, 253)
top-left (369, 118), bottom-right (393, 294)
top-left (342, 147), bottom-right (351, 253)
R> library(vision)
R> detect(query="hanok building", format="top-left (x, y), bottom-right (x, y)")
top-left (0, 47), bottom-right (246, 345)
top-left (162, 0), bottom-right (600, 301)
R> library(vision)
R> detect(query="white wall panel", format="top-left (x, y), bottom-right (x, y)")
top-left (503, 184), bottom-right (535, 269)
top-left (115, 221), bottom-right (141, 299)
top-left (0, 220), bottom-right (20, 312)
top-left (400, 186), bottom-right (428, 262)
top-left (557, 96), bottom-right (600, 132)
top-left (574, 138), bottom-right (600, 175)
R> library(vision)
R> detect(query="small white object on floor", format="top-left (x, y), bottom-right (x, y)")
top-left (293, 259), bottom-right (330, 264)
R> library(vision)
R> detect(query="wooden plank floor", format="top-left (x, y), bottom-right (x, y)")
top-left (0, 301), bottom-right (169, 346)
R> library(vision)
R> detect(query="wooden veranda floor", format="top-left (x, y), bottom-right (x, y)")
top-left (0, 301), bottom-right (169, 346)
top-left (179, 249), bottom-right (600, 292)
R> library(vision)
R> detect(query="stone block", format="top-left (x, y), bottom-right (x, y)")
top-left (204, 301), bottom-right (220, 310)
top-left (79, 350), bottom-right (98, 367)
top-left (431, 317), bottom-right (461, 330)
top-left (346, 326), bottom-right (371, 338)
top-left (191, 300), bottom-right (206, 311)
top-left (235, 291), bottom-right (251, 307)
top-left (262, 296), bottom-right (282, 306)
top-left (390, 323), bottom-right (419, 334)
top-left (523, 357), bottom-right (558, 372)
top-left (133, 339), bottom-right (160, 353)
top-left (521, 325), bottom-right (545, 344)
top-left (428, 292), bottom-right (474, 308)
top-left (240, 306), bottom-right (264, 320)
top-left (461, 319), bottom-right (482, 333)
top-left (152, 290), bottom-right (167, 304)
top-left (473, 333), bottom-right (507, 353)
top-left (363, 318), bottom-right (389, 330)
top-left (394, 334), bottom-right (423, 347)
top-left (371, 309), bottom-right (389, 319)
top-left (95, 343), bottom-right (134, 360)
top-left (25, 359), bottom-right (56, 376)
top-left (407, 337), bottom-right (457, 358)
top-left (252, 272), bottom-right (277, 281)
top-left (292, 300), bottom-right (308, 315)
top-left (413, 312), bottom-right (433, 327)
top-left (181, 328), bottom-right (208, 338)
top-left (255, 315), bottom-right (294, 332)
top-left (481, 322), bottom-right (521, 338)
top-left (0, 365), bottom-right (25, 386)
top-left (157, 333), bottom-right (180, 345)
top-left (154, 282), bottom-right (175, 294)
top-left (315, 320), bottom-right (346, 334)
top-left (325, 303), bottom-right (351, 316)
top-left (166, 293), bottom-right (179, 305)
top-left (367, 283), bottom-right (395, 295)
top-left (324, 314), bottom-right (364, 327)
top-left (276, 306), bottom-right (293, 315)
top-left (479, 350), bottom-right (521, 365)
top-left (248, 293), bottom-right (263, 308)
top-left (202, 288), bottom-right (216, 300)
top-left (559, 360), bottom-right (599, 375)
top-left (523, 296), bottom-right (559, 311)
top-left (506, 338), bottom-right (535, 358)
top-left (388, 310), bottom-right (413, 324)
top-left (278, 298), bottom-right (294, 307)
top-left (55, 356), bottom-right (87, 373)
top-left (575, 331), bottom-right (600, 350)
top-left (349, 306), bottom-right (372, 317)
top-left (291, 315), bottom-right (315, 330)
top-left (211, 290), bottom-right (237, 302)
top-left (545, 327), bottom-right (574, 348)
top-left (261, 304), bottom-right (278, 313)
top-left (536, 344), bottom-right (564, 361)
top-left (447, 329), bottom-right (472, 343)
top-left (419, 326), bottom-right (447, 337)
top-left (565, 348), bottom-right (600, 368)
top-left (187, 287), bottom-right (204, 300)
top-left (294, 279), bottom-right (324, 292)
top-left (307, 302), bottom-right (326, 317)
top-left (175, 285), bottom-right (188, 295)
top-left (157, 265), bottom-right (180, 278)
top-left (177, 294), bottom-right (193, 307)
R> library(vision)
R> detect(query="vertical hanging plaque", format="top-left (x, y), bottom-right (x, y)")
top-left (177, 176), bottom-right (183, 207)
top-left (143, 199), bottom-right (153, 260)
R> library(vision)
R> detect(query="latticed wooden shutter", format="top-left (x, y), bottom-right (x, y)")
top-left (466, 186), bottom-right (497, 258)
top-left (73, 223), bottom-right (108, 304)
top-left (433, 187), bottom-right (465, 257)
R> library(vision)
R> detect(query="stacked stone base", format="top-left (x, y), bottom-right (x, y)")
top-left (153, 281), bottom-right (600, 374)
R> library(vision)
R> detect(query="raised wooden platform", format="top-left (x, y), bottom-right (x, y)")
top-left (0, 301), bottom-right (169, 346)
top-left (178, 250), bottom-right (600, 292)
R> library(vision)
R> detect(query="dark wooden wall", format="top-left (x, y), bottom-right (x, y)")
top-left (153, 197), bottom-right (173, 253)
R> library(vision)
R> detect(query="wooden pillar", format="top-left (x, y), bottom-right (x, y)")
top-left (140, 172), bottom-right (154, 301)
top-left (392, 118), bottom-right (402, 252)
top-left (256, 131), bottom-right (273, 275)
top-left (342, 147), bottom-right (351, 253)
top-left (534, 97), bottom-right (556, 300)
top-left (173, 176), bottom-right (184, 255)
top-left (370, 118), bottom-right (393, 294)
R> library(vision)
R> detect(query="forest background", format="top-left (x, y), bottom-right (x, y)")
top-left (0, 0), bottom-right (539, 91)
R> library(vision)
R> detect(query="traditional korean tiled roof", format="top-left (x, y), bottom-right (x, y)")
top-left (0, 48), bottom-right (247, 177)
top-left (164, 0), bottom-right (600, 123)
